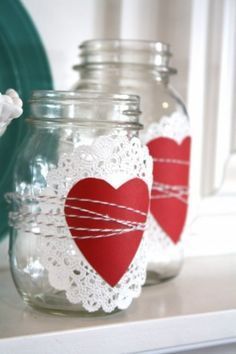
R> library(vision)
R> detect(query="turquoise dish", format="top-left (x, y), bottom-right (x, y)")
top-left (0, 0), bottom-right (53, 240)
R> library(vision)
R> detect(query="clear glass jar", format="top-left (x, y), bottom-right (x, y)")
top-left (7, 91), bottom-right (153, 315)
top-left (74, 40), bottom-right (191, 285)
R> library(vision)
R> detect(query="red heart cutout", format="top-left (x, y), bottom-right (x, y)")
top-left (64, 178), bottom-right (149, 287)
top-left (147, 137), bottom-right (191, 243)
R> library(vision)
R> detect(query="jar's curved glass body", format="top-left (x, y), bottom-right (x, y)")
top-left (74, 40), bottom-right (190, 284)
top-left (8, 91), bottom-right (152, 314)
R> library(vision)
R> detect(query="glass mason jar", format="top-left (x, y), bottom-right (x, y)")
top-left (73, 40), bottom-right (191, 285)
top-left (7, 91), bottom-right (153, 315)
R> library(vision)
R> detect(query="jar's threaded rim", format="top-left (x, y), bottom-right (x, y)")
top-left (76, 39), bottom-right (177, 74)
top-left (30, 90), bottom-right (140, 105)
top-left (28, 90), bottom-right (142, 128)
top-left (80, 39), bottom-right (171, 54)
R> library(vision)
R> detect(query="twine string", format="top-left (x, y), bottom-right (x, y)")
top-left (7, 194), bottom-right (147, 240)
top-left (152, 157), bottom-right (189, 165)
top-left (152, 182), bottom-right (188, 204)
top-left (152, 157), bottom-right (189, 204)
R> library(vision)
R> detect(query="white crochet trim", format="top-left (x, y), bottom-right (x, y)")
top-left (14, 134), bottom-right (152, 313)
top-left (144, 111), bottom-right (190, 272)
top-left (147, 214), bottom-right (183, 274)
top-left (143, 110), bottom-right (190, 145)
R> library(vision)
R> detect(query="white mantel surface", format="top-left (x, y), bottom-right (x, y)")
top-left (0, 255), bottom-right (236, 353)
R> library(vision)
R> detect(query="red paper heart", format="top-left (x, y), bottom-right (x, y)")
top-left (147, 137), bottom-right (191, 243)
top-left (64, 178), bottom-right (149, 287)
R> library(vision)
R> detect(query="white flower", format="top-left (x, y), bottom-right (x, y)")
top-left (0, 89), bottom-right (23, 136)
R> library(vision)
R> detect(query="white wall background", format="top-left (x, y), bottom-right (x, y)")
top-left (1, 0), bottom-right (235, 266)
top-left (20, 0), bottom-right (191, 100)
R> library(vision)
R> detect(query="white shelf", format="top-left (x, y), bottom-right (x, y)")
top-left (1, 255), bottom-right (236, 354)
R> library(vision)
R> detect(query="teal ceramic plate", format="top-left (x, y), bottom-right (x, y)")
top-left (0, 0), bottom-right (53, 240)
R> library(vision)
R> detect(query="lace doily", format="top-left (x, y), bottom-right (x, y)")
top-left (11, 134), bottom-right (152, 312)
top-left (147, 214), bottom-right (183, 274)
top-left (143, 111), bottom-right (190, 145)
top-left (143, 111), bottom-right (190, 271)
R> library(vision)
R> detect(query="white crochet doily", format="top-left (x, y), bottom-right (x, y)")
top-left (144, 111), bottom-right (190, 270)
top-left (143, 111), bottom-right (190, 145)
top-left (147, 214), bottom-right (183, 273)
top-left (14, 134), bottom-right (152, 313)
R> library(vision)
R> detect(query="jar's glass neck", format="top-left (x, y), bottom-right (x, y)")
top-left (28, 91), bottom-right (142, 129)
top-left (76, 64), bottom-right (171, 85)
top-left (76, 40), bottom-right (177, 82)
top-left (79, 40), bottom-right (176, 66)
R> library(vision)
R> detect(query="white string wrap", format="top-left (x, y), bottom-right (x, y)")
top-left (152, 157), bottom-right (189, 204)
top-left (153, 157), bottom-right (189, 165)
top-left (7, 194), bottom-right (147, 240)
top-left (152, 182), bottom-right (188, 204)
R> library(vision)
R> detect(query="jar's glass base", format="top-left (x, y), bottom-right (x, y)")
top-left (144, 259), bottom-right (183, 286)
top-left (144, 270), bottom-right (178, 286)
top-left (10, 264), bottom-right (123, 317)
top-left (21, 292), bottom-right (121, 317)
